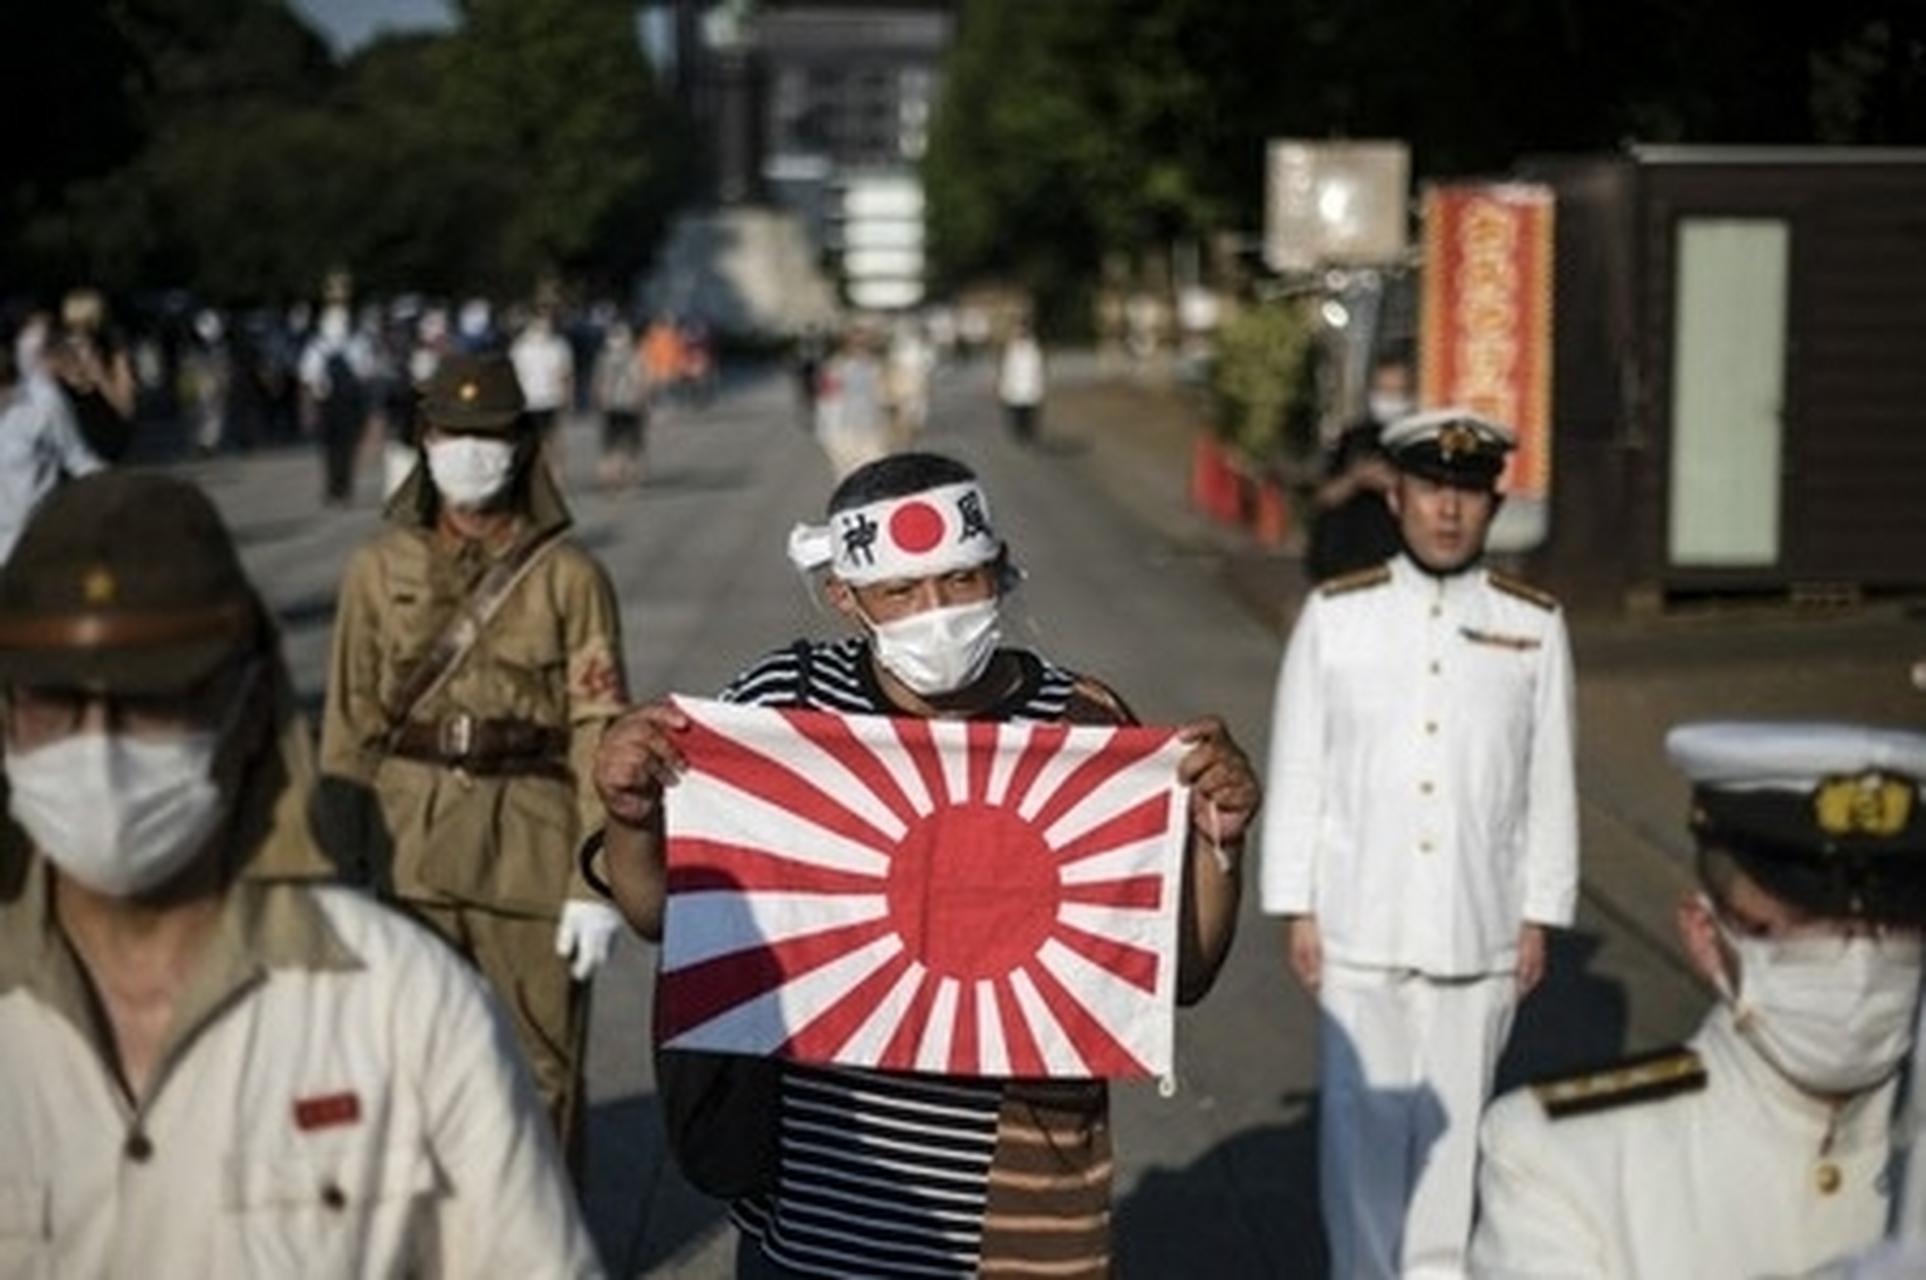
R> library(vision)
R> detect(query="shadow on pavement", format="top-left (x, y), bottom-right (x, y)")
top-left (1114, 930), bottom-right (1636, 1279)
top-left (582, 1093), bottom-right (734, 1276)
top-left (1496, 930), bottom-right (1634, 1092)
top-left (1116, 1096), bottom-right (1328, 1277)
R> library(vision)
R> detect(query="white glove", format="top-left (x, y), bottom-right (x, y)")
top-left (555, 899), bottom-right (625, 981)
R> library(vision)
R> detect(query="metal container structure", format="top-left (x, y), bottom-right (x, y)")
top-left (1513, 146), bottom-right (1926, 613)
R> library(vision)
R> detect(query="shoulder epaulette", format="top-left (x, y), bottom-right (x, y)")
top-left (1317, 564), bottom-right (1393, 599)
top-left (1489, 571), bottom-right (1558, 611)
top-left (1529, 1045), bottom-right (1705, 1120)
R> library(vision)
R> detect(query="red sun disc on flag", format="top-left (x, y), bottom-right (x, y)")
top-left (888, 500), bottom-right (945, 553)
top-left (887, 803), bottom-right (1058, 980)
top-left (658, 698), bottom-right (1187, 1079)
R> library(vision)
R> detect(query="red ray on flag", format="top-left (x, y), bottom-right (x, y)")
top-left (657, 696), bottom-right (1189, 1079)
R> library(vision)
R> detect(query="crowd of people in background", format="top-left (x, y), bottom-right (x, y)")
top-left (0, 286), bottom-right (745, 495)
top-left (4, 283), bottom-right (1039, 511)
top-left (2, 281), bottom-right (1147, 530)
top-left (796, 305), bottom-right (1011, 478)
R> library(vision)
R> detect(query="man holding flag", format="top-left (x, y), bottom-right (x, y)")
top-left (589, 451), bottom-right (1260, 1279)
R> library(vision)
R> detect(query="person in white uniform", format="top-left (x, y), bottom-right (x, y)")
top-left (0, 471), bottom-right (601, 1278)
top-left (1259, 408), bottom-right (1579, 1279)
top-left (1472, 720), bottom-right (1926, 1280)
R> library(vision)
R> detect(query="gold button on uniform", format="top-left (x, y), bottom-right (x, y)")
top-left (1814, 1162), bottom-right (1842, 1195)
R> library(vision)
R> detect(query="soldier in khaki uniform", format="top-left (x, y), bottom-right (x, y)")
top-left (316, 352), bottom-right (628, 1171)
top-left (0, 471), bottom-right (600, 1277)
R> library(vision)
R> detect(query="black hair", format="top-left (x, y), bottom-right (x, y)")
top-left (1697, 839), bottom-right (1926, 929)
top-left (0, 313), bottom-right (19, 387)
top-left (827, 451), bottom-right (978, 516)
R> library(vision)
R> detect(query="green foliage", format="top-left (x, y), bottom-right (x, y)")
top-left (436, 0), bottom-right (684, 295)
top-left (924, 4), bottom-right (1099, 299)
top-left (0, 0), bottom-right (690, 307)
top-left (1207, 298), bottom-right (1318, 466)
top-left (4, 0), bottom-right (1920, 316)
top-left (925, 0), bottom-right (1234, 320)
top-left (921, 0), bottom-right (1924, 327)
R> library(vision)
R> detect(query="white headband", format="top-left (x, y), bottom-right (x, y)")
top-left (786, 481), bottom-right (1002, 584)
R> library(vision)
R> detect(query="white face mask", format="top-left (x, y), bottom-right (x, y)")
top-left (426, 436), bottom-right (517, 508)
top-left (7, 729), bottom-right (228, 896)
top-left (1369, 394), bottom-right (1414, 424)
top-left (1711, 905), bottom-right (1925, 1095)
top-left (866, 598), bottom-right (1002, 696)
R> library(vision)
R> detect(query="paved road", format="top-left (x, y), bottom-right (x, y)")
top-left (169, 351), bottom-right (1925, 1277)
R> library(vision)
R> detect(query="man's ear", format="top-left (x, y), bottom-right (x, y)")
top-left (824, 576), bottom-right (861, 623)
top-left (1677, 890), bottom-right (1727, 992)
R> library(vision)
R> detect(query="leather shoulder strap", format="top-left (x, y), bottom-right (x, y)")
top-left (380, 525), bottom-right (568, 741)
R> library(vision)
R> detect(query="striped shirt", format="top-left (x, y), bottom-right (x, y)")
top-left (721, 637), bottom-right (1117, 1278)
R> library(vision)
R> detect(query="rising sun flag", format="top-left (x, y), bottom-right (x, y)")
top-left (657, 696), bottom-right (1190, 1080)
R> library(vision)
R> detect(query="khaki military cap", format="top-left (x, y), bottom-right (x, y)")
top-left (418, 351), bottom-right (527, 434)
top-left (0, 472), bottom-right (260, 695)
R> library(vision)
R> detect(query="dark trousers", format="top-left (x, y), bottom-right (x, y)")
top-left (1006, 402), bottom-right (1038, 443)
top-left (321, 412), bottom-right (359, 503)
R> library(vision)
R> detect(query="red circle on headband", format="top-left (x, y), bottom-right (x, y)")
top-left (889, 501), bottom-right (945, 554)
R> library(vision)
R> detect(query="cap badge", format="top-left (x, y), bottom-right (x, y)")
top-left (1437, 422), bottom-right (1481, 460)
top-left (458, 380), bottom-right (480, 403)
top-left (81, 565), bottom-right (117, 605)
top-left (1813, 772), bottom-right (1913, 838)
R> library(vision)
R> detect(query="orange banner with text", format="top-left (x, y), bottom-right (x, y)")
top-left (1419, 184), bottom-right (1556, 506)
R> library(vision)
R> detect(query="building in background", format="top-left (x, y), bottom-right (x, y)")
top-left (1512, 146), bottom-right (1926, 614)
top-left (757, 2), bottom-right (953, 310)
top-left (638, 1), bottom-right (956, 326)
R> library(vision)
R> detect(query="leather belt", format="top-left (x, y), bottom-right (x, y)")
top-left (388, 714), bottom-right (569, 778)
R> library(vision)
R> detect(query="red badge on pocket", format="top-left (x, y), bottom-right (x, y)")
top-left (293, 1091), bottom-right (362, 1132)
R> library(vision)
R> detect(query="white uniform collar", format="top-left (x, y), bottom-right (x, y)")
top-left (1701, 1002), bottom-right (1898, 1152)
top-left (1392, 553), bottom-right (1485, 603)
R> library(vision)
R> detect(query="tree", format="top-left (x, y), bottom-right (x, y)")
top-left (6, 0), bottom-right (1917, 322)
top-left (433, 0), bottom-right (687, 299)
top-left (1208, 295), bottom-right (1318, 466)
top-left (924, 2), bottom-right (1100, 318)
top-left (922, 0), bottom-right (1924, 331)
top-left (0, 0), bottom-right (692, 311)
top-left (926, 1), bottom-right (1236, 333)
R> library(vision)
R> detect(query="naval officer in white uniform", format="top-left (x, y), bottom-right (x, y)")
top-left (1260, 408), bottom-right (1580, 1279)
top-left (1472, 720), bottom-right (1926, 1279)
